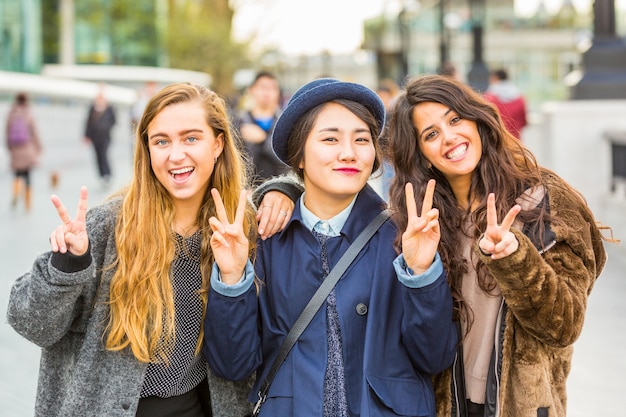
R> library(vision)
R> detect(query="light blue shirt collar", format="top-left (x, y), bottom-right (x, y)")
top-left (300, 192), bottom-right (358, 237)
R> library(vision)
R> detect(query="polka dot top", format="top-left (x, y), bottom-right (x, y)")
top-left (140, 230), bottom-right (207, 398)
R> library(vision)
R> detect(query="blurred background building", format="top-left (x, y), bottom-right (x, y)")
top-left (2, 0), bottom-right (626, 108)
top-left (0, 0), bottom-right (625, 235)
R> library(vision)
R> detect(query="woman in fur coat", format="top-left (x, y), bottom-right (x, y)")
top-left (386, 74), bottom-right (611, 417)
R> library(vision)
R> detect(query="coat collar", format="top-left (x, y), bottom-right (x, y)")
top-left (279, 184), bottom-right (388, 243)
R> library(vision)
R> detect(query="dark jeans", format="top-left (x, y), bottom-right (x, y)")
top-left (136, 378), bottom-right (212, 417)
top-left (92, 137), bottom-right (111, 179)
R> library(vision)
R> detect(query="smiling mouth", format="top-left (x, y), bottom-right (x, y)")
top-left (446, 143), bottom-right (468, 159)
top-left (170, 167), bottom-right (194, 179)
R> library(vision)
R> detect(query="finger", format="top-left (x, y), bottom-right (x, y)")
top-left (261, 209), bottom-right (280, 239)
top-left (257, 201), bottom-right (276, 237)
top-left (278, 206), bottom-right (291, 231)
top-left (51, 195), bottom-right (72, 225)
top-left (486, 193), bottom-right (497, 228)
top-left (257, 208), bottom-right (273, 239)
top-left (208, 215), bottom-right (226, 235)
top-left (49, 230), bottom-right (60, 252)
top-left (499, 204), bottom-right (521, 232)
top-left (420, 208), bottom-right (439, 232)
top-left (75, 186), bottom-right (89, 223)
top-left (266, 200), bottom-right (292, 236)
top-left (421, 179), bottom-right (436, 218)
top-left (211, 188), bottom-right (228, 223)
top-left (405, 183), bottom-right (418, 221)
top-left (210, 230), bottom-right (230, 248)
top-left (52, 226), bottom-right (68, 253)
top-left (233, 190), bottom-right (248, 227)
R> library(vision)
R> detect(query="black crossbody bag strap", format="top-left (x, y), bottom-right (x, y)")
top-left (252, 209), bottom-right (391, 416)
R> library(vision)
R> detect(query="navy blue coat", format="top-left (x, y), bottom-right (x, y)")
top-left (203, 185), bottom-right (457, 416)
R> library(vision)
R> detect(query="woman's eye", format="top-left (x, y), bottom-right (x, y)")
top-left (322, 136), bottom-right (338, 142)
top-left (356, 136), bottom-right (371, 143)
top-left (155, 139), bottom-right (168, 146)
top-left (450, 116), bottom-right (461, 124)
top-left (424, 130), bottom-right (437, 141)
top-left (186, 136), bottom-right (198, 142)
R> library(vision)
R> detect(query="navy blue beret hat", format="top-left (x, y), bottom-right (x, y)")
top-left (271, 78), bottom-right (386, 164)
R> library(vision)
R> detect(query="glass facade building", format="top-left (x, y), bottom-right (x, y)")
top-left (0, 0), bottom-right (166, 73)
top-left (0, 0), bottom-right (41, 73)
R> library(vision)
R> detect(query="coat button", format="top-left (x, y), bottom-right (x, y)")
top-left (356, 303), bottom-right (368, 315)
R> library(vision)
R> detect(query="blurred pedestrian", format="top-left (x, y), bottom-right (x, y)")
top-left (387, 74), bottom-right (612, 417)
top-left (234, 71), bottom-right (290, 186)
top-left (6, 82), bottom-right (300, 417)
top-left (5, 92), bottom-right (42, 211)
top-left (84, 83), bottom-right (116, 188)
top-left (131, 81), bottom-right (158, 133)
top-left (484, 68), bottom-right (528, 140)
top-left (203, 78), bottom-right (457, 417)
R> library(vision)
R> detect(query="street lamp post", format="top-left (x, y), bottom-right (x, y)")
top-left (572, 0), bottom-right (626, 99)
top-left (466, 0), bottom-right (489, 92)
top-left (439, 0), bottom-right (449, 69)
top-left (59, 0), bottom-right (75, 66)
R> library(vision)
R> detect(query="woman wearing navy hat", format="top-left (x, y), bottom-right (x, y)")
top-left (203, 78), bottom-right (458, 416)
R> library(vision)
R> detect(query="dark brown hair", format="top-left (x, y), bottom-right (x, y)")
top-left (387, 74), bottom-right (552, 323)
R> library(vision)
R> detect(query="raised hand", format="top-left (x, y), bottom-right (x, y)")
top-left (209, 188), bottom-right (250, 285)
top-left (49, 186), bottom-right (89, 256)
top-left (256, 190), bottom-right (294, 240)
top-left (478, 193), bottom-right (521, 260)
top-left (402, 179), bottom-right (440, 275)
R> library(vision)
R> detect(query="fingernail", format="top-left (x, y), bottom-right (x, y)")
top-left (258, 228), bottom-right (264, 235)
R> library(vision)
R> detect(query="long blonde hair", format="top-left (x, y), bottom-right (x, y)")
top-left (105, 83), bottom-right (256, 362)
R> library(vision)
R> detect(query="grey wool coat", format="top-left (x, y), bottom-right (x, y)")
top-left (6, 198), bottom-right (253, 417)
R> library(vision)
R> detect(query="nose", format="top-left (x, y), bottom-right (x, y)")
top-left (169, 141), bottom-right (186, 161)
top-left (441, 125), bottom-right (457, 144)
top-left (338, 140), bottom-right (356, 161)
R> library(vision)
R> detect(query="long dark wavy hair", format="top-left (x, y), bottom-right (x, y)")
top-left (387, 74), bottom-right (564, 325)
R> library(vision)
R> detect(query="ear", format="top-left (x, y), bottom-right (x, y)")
top-left (214, 132), bottom-right (225, 159)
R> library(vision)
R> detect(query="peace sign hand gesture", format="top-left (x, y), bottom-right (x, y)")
top-left (402, 179), bottom-right (441, 275)
top-left (209, 188), bottom-right (250, 285)
top-left (49, 186), bottom-right (89, 256)
top-left (478, 193), bottom-right (521, 260)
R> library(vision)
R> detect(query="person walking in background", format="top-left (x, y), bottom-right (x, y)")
top-left (483, 68), bottom-right (528, 140)
top-left (203, 78), bottom-right (457, 416)
top-left (6, 82), bottom-right (300, 417)
top-left (5, 92), bottom-right (42, 212)
top-left (84, 83), bottom-right (116, 188)
top-left (387, 74), bottom-right (612, 417)
top-left (131, 81), bottom-right (158, 133)
top-left (234, 71), bottom-right (290, 186)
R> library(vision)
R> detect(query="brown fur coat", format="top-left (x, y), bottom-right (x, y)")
top-left (434, 171), bottom-right (607, 417)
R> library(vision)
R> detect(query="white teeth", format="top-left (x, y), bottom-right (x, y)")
top-left (446, 144), bottom-right (467, 159)
top-left (170, 167), bottom-right (193, 175)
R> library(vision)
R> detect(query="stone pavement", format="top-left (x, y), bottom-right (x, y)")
top-left (0, 101), bottom-right (624, 416)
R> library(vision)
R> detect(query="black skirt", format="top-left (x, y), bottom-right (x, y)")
top-left (136, 377), bottom-right (212, 417)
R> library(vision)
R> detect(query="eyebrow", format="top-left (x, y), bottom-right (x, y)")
top-left (317, 127), bottom-right (371, 134)
top-left (149, 128), bottom-right (203, 141)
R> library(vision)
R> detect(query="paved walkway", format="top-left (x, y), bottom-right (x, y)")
top-left (0, 102), bottom-right (624, 416)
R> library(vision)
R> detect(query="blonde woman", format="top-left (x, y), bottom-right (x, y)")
top-left (6, 83), bottom-right (298, 417)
